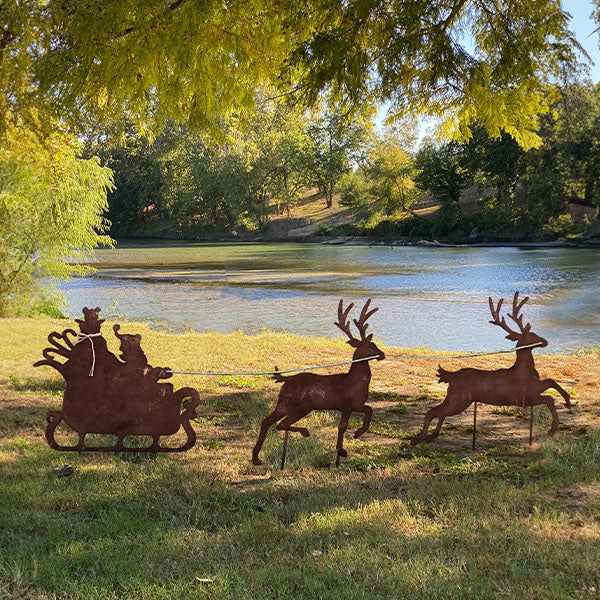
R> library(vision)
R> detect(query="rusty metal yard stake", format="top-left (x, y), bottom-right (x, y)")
top-left (472, 401), bottom-right (477, 450)
top-left (280, 430), bottom-right (289, 470)
top-left (252, 299), bottom-right (385, 467)
top-left (529, 406), bottom-right (534, 446)
top-left (34, 307), bottom-right (200, 453)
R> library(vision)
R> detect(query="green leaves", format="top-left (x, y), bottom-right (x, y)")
top-left (288, 0), bottom-right (583, 149)
top-left (304, 108), bottom-right (370, 207)
top-left (0, 124), bottom-right (114, 315)
top-left (340, 126), bottom-right (420, 219)
top-left (415, 141), bottom-right (467, 206)
top-left (1, 0), bottom-right (592, 147)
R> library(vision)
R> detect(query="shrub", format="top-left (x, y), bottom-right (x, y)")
top-left (542, 213), bottom-right (583, 237)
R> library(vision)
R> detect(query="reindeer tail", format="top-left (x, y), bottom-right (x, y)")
top-left (437, 365), bottom-right (455, 384)
top-left (272, 366), bottom-right (287, 382)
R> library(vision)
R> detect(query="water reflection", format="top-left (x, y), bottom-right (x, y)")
top-left (60, 242), bottom-right (600, 351)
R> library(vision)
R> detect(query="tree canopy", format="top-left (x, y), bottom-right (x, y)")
top-left (2, 0), bottom-right (596, 146)
top-left (91, 81), bottom-right (600, 242)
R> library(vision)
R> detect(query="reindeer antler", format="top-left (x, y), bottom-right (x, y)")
top-left (507, 291), bottom-right (531, 333)
top-left (488, 295), bottom-right (521, 340)
top-left (489, 292), bottom-right (532, 340)
top-left (353, 299), bottom-right (378, 341)
top-left (334, 299), bottom-right (356, 341)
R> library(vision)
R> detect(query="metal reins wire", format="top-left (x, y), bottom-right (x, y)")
top-left (166, 342), bottom-right (546, 377)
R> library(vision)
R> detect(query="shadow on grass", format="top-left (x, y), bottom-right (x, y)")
top-left (1, 432), bottom-right (599, 599)
top-left (7, 375), bottom-right (65, 394)
top-left (1, 382), bottom-right (597, 599)
top-left (370, 391), bottom-right (413, 402)
top-left (0, 403), bottom-right (51, 436)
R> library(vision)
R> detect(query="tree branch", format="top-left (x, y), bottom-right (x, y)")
top-left (441, 0), bottom-right (470, 32)
top-left (114, 0), bottom-right (188, 39)
top-left (0, 28), bottom-right (14, 50)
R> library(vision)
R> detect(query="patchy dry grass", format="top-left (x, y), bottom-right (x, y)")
top-left (1, 317), bottom-right (599, 599)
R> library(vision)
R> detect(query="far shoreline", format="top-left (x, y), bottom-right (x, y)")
top-left (109, 234), bottom-right (600, 249)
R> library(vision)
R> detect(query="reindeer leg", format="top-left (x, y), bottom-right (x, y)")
top-left (424, 414), bottom-right (449, 443)
top-left (529, 395), bottom-right (560, 436)
top-left (537, 379), bottom-right (571, 408)
top-left (275, 409), bottom-right (310, 436)
top-left (412, 396), bottom-right (470, 446)
top-left (354, 405), bottom-right (373, 438)
top-left (425, 397), bottom-right (475, 442)
top-left (411, 402), bottom-right (447, 446)
top-left (336, 410), bottom-right (352, 464)
top-left (251, 407), bottom-right (286, 466)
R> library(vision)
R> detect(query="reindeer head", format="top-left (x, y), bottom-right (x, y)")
top-left (335, 299), bottom-right (385, 360)
top-left (75, 307), bottom-right (105, 334)
top-left (488, 292), bottom-right (547, 349)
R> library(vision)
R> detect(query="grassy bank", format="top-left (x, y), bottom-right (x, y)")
top-left (1, 318), bottom-right (599, 599)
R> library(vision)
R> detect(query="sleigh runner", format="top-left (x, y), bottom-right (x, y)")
top-left (34, 307), bottom-right (200, 452)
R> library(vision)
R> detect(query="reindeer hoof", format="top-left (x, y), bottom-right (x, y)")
top-left (547, 427), bottom-right (558, 437)
top-left (300, 428), bottom-right (310, 438)
top-left (354, 428), bottom-right (366, 439)
top-left (410, 436), bottom-right (422, 447)
top-left (565, 397), bottom-right (572, 409)
top-left (337, 449), bottom-right (347, 458)
top-left (251, 457), bottom-right (263, 466)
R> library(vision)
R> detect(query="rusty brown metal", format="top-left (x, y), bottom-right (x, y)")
top-left (472, 401), bottom-right (477, 451)
top-left (280, 430), bottom-right (289, 469)
top-left (411, 291), bottom-right (572, 447)
top-left (34, 307), bottom-right (200, 452)
top-left (529, 406), bottom-right (534, 446)
top-left (252, 299), bottom-right (385, 467)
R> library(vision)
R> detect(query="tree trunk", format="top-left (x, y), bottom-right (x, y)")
top-left (584, 177), bottom-right (595, 205)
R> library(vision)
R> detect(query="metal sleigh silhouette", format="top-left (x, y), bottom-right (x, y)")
top-left (34, 307), bottom-right (200, 452)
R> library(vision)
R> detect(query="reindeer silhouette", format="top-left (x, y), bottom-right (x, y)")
top-left (252, 299), bottom-right (385, 466)
top-left (411, 292), bottom-right (571, 446)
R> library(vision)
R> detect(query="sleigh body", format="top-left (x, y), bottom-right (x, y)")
top-left (36, 308), bottom-right (200, 452)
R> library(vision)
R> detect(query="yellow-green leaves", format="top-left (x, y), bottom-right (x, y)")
top-left (0, 124), bottom-right (114, 315)
top-left (1, 0), bottom-right (591, 146)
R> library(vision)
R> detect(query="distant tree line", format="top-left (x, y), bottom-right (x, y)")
top-left (92, 82), bottom-right (600, 241)
top-left (401, 81), bottom-right (600, 241)
top-left (87, 104), bottom-right (371, 235)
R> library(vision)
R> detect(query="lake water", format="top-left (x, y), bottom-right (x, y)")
top-left (59, 241), bottom-right (600, 352)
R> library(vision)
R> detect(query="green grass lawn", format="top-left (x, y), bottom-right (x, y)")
top-left (1, 318), bottom-right (599, 599)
